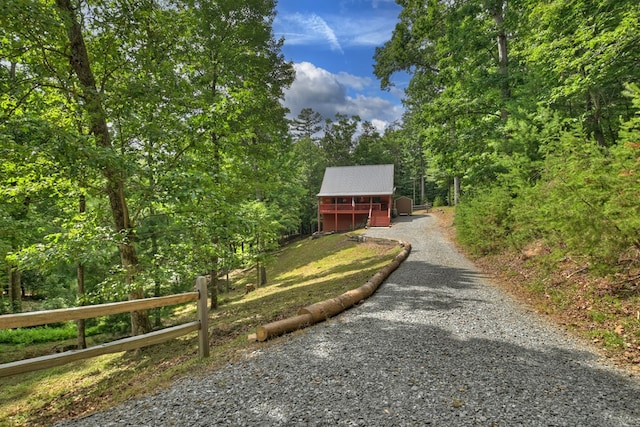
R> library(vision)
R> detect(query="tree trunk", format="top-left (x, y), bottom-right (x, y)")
top-left (55, 0), bottom-right (151, 336)
top-left (121, 242), bottom-right (151, 336)
top-left (77, 194), bottom-right (87, 349)
top-left (76, 263), bottom-right (87, 349)
top-left (257, 262), bottom-right (267, 287)
top-left (419, 152), bottom-right (425, 205)
top-left (8, 267), bottom-right (21, 314)
top-left (210, 257), bottom-right (218, 310)
top-left (152, 235), bottom-right (162, 328)
top-left (453, 176), bottom-right (461, 206)
top-left (149, 206), bottom-right (162, 328)
top-left (586, 88), bottom-right (606, 146)
top-left (210, 131), bottom-right (221, 310)
top-left (490, 1), bottom-right (510, 120)
top-left (7, 195), bottom-right (29, 314)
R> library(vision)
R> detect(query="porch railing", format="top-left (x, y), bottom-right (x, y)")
top-left (319, 203), bottom-right (382, 213)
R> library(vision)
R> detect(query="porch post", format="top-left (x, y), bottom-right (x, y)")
top-left (351, 197), bottom-right (355, 230)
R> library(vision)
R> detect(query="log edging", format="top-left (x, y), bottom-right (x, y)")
top-left (252, 239), bottom-right (412, 342)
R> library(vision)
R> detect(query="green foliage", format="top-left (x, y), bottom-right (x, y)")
top-left (374, 0), bottom-right (640, 277)
top-left (0, 324), bottom-right (100, 346)
top-left (320, 113), bottom-right (360, 167)
top-left (455, 186), bottom-right (514, 255)
top-left (520, 0), bottom-right (638, 146)
top-left (0, 0), bottom-right (301, 335)
top-left (375, 0), bottom-right (640, 203)
top-left (511, 118), bottom-right (640, 269)
top-left (457, 84), bottom-right (640, 270)
top-left (0, 298), bottom-right (11, 315)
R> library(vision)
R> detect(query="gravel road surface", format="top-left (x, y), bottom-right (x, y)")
top-left (55, 213), bottom-right (640, 426)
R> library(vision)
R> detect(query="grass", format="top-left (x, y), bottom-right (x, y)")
top-left (0, 233), bottom-right (401, 427)
top-left (0, 325), bottom-right (104, 348)
top-left (588, 329), bottom-right (626, 351)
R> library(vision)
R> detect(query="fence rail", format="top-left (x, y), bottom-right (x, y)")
top-left (0, 277), bottom-right (209, 378)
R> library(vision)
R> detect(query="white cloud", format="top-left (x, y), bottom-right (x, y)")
top-left (335, 72), bottom-right (372, 91)
top-left (307, 14), bottom-right (343, 53)
top-left (331, 15), bottom-right (397, 47)
top-left (275, 11), bottom-right (397, 50)
top-left (371, 119), bottom-right (389, 134)
top-left (283, 62), bottom-right (403, 131)
top-left (278, 13), bottom-right (343, 53)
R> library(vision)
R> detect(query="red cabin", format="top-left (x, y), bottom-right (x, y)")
top-left (317, 164), bottom-right (395, 232)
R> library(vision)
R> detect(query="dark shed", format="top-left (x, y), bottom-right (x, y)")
top-left (395, 196), bottom-right (413, 216)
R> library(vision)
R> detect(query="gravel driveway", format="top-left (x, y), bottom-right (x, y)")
top-left (55, 214), bottom-right (640, 426)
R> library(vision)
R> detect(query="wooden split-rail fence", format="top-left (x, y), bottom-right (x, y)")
top-left (0, 277), bottom-right (210, 378)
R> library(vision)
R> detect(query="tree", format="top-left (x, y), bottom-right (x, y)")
top-left (51, 0), bottom-right (153, 335)
top-left (517, 0), bottom-right (639, 146)
top-left (179, 0), bottom-right (294, 307)
top-left (352, 122), bottom-right (383, 165)
top-left (320, 113), bottom-right (360, 167)
top-left (1, 0), bottom-right (298, 330)
top-left (290, 107), bottom-right (324, 140)
top-left (290, 108), bottom-right (326, 235)
top-left (374, 0), bottom-right (517, 196)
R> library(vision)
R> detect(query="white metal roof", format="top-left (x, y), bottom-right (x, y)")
top-left (317, 164), bottom-right (395, 197)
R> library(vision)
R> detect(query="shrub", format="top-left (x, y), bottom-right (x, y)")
top-left (515, 126), bottom-right (640, 270)
top-left (456, 186), bottom-right (514, 255)
top-left (432, 195), bottom-right (445, 207)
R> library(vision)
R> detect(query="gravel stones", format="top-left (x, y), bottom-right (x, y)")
top-left (54, 215), bottom-right (640, 427)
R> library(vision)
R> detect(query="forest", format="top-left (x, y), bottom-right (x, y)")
top-left (374, 1), bottom-right (640, 274)
top-left (0, 0), bottom-right (428, 339)
top-left (1, 0), bottom-right (639, 343)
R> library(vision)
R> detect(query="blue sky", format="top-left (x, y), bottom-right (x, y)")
top-left (273, 0), bottom-right (407, 132)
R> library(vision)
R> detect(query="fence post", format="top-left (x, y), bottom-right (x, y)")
top-left (195, 276), bottom-right (210, 358)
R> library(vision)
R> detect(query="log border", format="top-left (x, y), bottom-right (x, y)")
top-left (254, 240), bottom-right (411, 341)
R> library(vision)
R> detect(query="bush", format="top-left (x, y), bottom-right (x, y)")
top-left (0, 298), bottom-right (11, 315)
top-left (456, 186), bottom-right (514, 255)
top-left (432, 195), bottom-right (445, 207)
top-left (513, 127), bottom-right (640, 270)
top-left (41, 296), bottom-right (68, 311)
top-left (0, 324), bottom-right (102, 346)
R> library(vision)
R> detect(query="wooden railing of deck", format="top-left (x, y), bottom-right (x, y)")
top-left (319, 203), bottom-right (382, 213)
